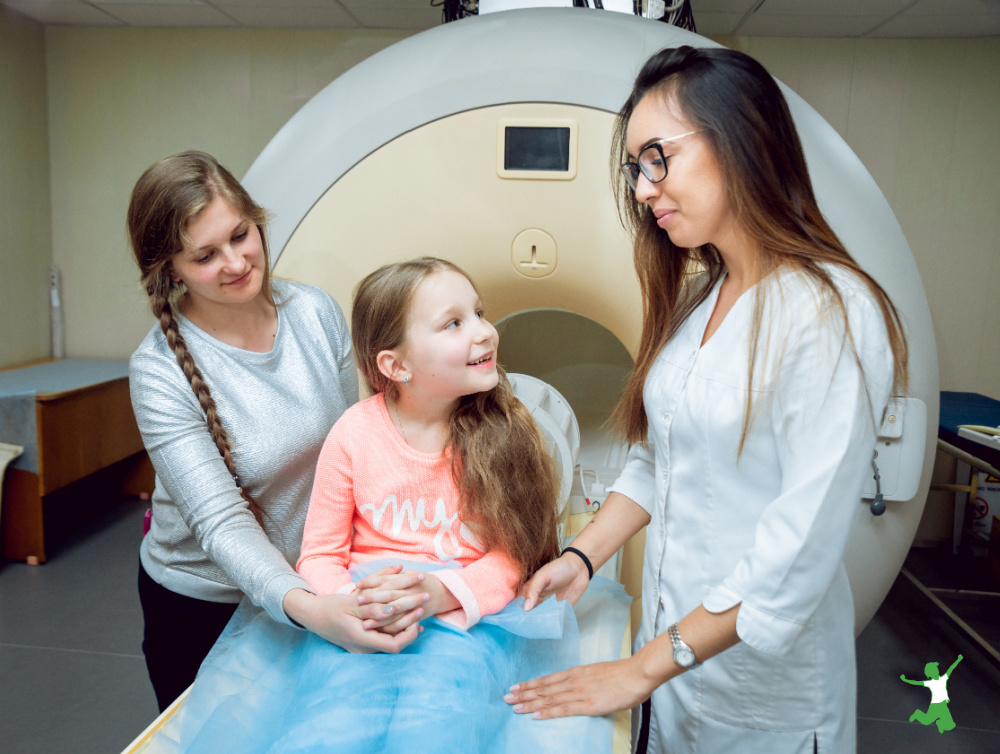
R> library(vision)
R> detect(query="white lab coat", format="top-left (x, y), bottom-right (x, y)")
top-left (610, 266), bottom-right (893, 754)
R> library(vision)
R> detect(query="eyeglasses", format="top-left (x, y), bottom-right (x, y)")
top-left (621, 130), bottom-right (702, 191)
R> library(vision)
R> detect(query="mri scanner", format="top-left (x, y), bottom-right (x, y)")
top-left (245, 7), bottom-right (938, 634)
top-left (125, 7), bottom-right (939, 752)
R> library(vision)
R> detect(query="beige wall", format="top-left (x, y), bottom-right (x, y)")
top-left (0, 8), bottom-right (51, 369)
top-left (9, 29), bottom-right (1000, 405)
top-left (718, 36), bottom-right (1000, 401)
top-left (42, 26), bottom-right (414, 361)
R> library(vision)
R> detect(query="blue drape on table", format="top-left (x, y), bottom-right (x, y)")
top-left (147, 561), bottom-right (630, 754)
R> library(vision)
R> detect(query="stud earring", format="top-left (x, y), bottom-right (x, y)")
top-left (403, 376), bottom-right (409, 386)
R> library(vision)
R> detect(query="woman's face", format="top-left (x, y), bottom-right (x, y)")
top-left (625, 92), bottom-right (743, 254)
top-left (170, 195), bottom-right (266, 310)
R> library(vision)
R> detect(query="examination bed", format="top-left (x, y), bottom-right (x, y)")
top-left (0, 358), bottom-right (152, 563)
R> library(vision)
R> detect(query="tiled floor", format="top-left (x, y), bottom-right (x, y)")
top-left (855, 552), bottom-right (1000, 753)
top-left (0, 497), bottom-right (157, 753)
top-left (1, 496), bottom-right (998, 753)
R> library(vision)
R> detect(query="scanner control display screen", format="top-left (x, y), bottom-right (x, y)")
top-left (504, 126), bottom-right (571, 172)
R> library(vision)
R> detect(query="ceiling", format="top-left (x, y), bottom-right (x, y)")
top-left (1, 0), bottom-right (998, 38)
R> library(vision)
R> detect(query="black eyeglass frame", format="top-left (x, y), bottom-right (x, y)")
top-left (620, 130), bottom-right (702, 191)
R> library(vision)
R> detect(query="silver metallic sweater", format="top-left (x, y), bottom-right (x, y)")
top-left (130, 280), bottom-right (358, 626)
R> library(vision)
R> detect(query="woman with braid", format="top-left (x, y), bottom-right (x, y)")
top-left (138, 257), bottom-right (629, 753)
top-left (127, 151), bottom-right (422, 712)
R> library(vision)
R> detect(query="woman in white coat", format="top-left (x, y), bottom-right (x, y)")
top-left (505, 46), bottom-right (909, 753)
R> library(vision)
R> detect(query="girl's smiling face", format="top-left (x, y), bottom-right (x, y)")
top-left (395, 269), bottom-right (500, 402)
top-left (625, 92), bottom-right (744, 255)
top-left (170, 195), bottom-right (266, 310)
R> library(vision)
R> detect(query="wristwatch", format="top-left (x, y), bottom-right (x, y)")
top-left (668, 623), bottom-right (700, 669)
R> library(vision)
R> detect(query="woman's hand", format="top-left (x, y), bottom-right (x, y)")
top-left (505, 603), bottom-right (742, 718)
top-left (282, 587), bottom-right (421, 653)
top-left (521, 492), bottom-right (650, 612)
top-left (504, 656), bottom-right (654, 719)
top-left (521, 553), bottom-right (590, 611)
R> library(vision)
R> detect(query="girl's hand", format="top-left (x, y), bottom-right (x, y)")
top-left (282, 588), bottom-right (421, 654)
top-left (504, 656), bottom-right (654, 719)
top-left (355, 571), bottom-right (460, 633)
top-left (521, 553), bottom-right (590, 611)
top-left (352, 567), bottom-right (426, 606)
top-left (352, 568), bottom-right (430, 632)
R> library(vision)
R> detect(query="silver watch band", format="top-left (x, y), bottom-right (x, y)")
top-left (668, 622), bottom-right (700, 669)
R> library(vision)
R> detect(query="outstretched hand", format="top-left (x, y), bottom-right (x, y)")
top-left (505, 656), bottom-right (653, 719)
top-left (521, 553), bottom-right (590, 611)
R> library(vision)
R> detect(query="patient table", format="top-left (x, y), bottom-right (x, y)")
top-left (121, 512), bottom-right (633, 754)
top-left (911, 391), bottom-right (1000, 669)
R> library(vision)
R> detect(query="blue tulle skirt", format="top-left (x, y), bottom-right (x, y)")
top-left (146, 562), bottom-right (631, 753)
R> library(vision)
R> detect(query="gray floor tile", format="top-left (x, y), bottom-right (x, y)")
top-left (0, 498), bottom-right (147, 654)
top-left (0, 643), bottom-right (158, 754)
top-left (856, 554), bottom-right (1000, 752)
top-left (1, 497), bottom-right (155, 753)
top-left (859, 717), bottom-right (1000, 754)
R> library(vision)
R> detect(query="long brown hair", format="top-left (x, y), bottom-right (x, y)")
top-left (352, 258), bottom-right (561, 582)
top-left (127, 150), bottom-right (274, 524)
top-left (610, 46), bottom-right (909, 449)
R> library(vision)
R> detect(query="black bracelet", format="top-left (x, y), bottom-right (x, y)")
top-left (562, 546), bottom-right (594, 580)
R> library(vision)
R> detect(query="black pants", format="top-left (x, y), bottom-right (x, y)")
top-left (137, 563), bottom-right (238, 712)
top-left (635, 699), bottom-right (819, 753)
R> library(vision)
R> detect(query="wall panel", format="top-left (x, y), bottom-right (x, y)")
top-left (0, 8), bottom-right (51, 368)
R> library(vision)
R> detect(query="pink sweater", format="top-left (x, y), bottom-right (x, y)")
top-left (297, 394), bottom-right (521, 628)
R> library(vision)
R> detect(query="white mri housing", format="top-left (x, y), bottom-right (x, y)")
top-left (243, 8), bottom-right (939, 633)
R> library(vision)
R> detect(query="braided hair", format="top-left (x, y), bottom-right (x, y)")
top-left (127, 151), bottom-right (274, 525)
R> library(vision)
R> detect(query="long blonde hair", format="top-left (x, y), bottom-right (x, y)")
top-left (610, 47), bottom-right (909, 450)
top-left (127, 150), bottom-right (274, 524)
top-left (352, 258), bottom-right (561, 582)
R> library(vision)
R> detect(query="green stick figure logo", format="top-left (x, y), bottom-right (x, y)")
top-left (899, 654), bottom-right (963, 733)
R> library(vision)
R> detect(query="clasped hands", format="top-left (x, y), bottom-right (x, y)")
top-left (349, 564), bottom-right (459, 636)
top-left (284, 564), bottom-right (451, 654)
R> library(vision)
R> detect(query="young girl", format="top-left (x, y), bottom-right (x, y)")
top-left (296, 257), bottom-right (561, 632)
top-left (150, 258), bottom-right (630, 753)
